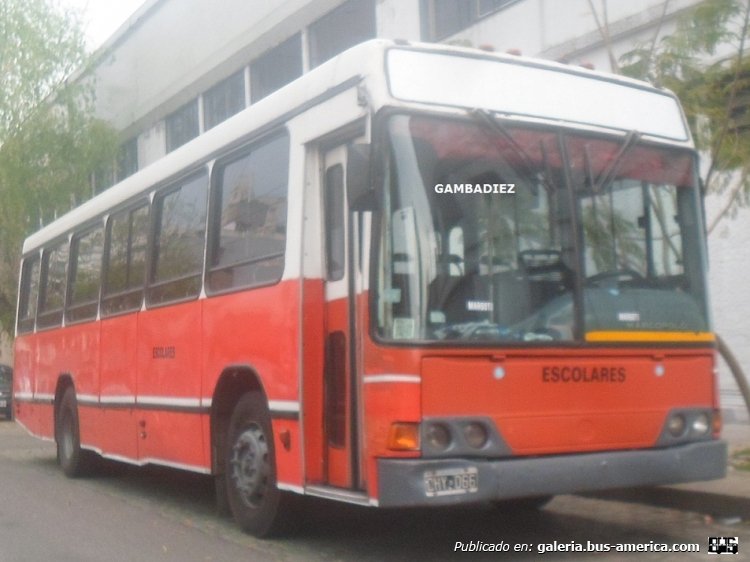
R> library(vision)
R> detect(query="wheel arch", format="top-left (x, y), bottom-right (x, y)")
top-left (210, 365), bottom-right (268, 475)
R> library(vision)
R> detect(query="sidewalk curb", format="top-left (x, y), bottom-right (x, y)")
top-left (584, 485), bottom-right (750, 521)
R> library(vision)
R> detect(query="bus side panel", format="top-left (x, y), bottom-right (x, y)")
top-left (301, 277), bottom-right (325, 484)
top-left (99, 314), bottom-right (139, 460)
top-left (34, 329), bottom-right (65, 438)
top-left (12, 333), bottom-right (44, 436)
top-left (137, 300), bottom-right (205, 469)
top-left (203, 279), bottom-right (302, 486)
top-left (361, 338), bottom-right (423, 500)
top-left (58, 322), bottom-right (100, 447)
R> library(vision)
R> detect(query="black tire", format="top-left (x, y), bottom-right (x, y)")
top-left (214, 473), bottom-right (231, 517)
top-left (225, 392), bottom-right (294, 536)
top-left (56, 387), bottom-right (97, 477)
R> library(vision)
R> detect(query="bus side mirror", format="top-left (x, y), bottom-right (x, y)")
top-left (347, 143), bottom-right (375, 210)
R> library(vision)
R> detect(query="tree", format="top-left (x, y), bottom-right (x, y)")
top-left (597, 0), bottom-right (750, 234)
top-left (0, 0), bottom-right (118, 332)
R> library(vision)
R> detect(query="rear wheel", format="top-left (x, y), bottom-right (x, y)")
top-left (225, 392), bottom-right (294, 536)
top-left (56, 387), bottom-right (97, 477)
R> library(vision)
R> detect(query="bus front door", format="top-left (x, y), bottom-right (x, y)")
top-left (322, 145), bottom-right (359, 490)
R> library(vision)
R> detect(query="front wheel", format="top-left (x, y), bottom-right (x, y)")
top-left (56, 387), bottom-right (97, 477)
top-left (225, 392), bottom-right (294, 536)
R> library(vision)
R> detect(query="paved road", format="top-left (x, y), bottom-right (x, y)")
top-left (0, 421), bottom-right (747, 561)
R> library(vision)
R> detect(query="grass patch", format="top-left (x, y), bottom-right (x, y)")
top-left (731, 447), bottom-right (750, 471)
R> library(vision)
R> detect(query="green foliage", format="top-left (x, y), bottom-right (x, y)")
top-left (0, 0), bottom-right (87, 139)
top-left (618, 0), bottom-right (750, 230)
top-left (732, 446), bottom-right (750, 470)
top-left (0, 0), bottom-right (118, 332)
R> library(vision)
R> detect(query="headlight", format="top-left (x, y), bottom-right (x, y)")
top-left (425, 423), bottom-right (452, 451)
top-left (463, 422), bottom-right (488, 449)
top-left (691, 413), bottom-right (710, 436)
top-left (667, 414), bottom-right (686, 437)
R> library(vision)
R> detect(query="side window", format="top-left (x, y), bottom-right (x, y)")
top-left (67, 227), bottom-right (104, 323)
top-left (17, 255), bottom-right (41, 334)
top-left (324, 164), bottom-right (345, 281)
top-left (103, 203), bottom-right (149, 315)
top-left (208, 133), bottom-right (289, 292)
top-left (38, 239), bottom-right (69, 329)
top-left (148, 172), bottom-right (208, 304)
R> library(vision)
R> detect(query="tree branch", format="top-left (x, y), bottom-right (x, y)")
top-left (705, 0), bottom-right (750, 190)
top-left (587, 0), bottom-right (620, 72)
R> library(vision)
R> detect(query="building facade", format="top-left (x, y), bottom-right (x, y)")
top-left (89, 0), bottom-right (705, 188)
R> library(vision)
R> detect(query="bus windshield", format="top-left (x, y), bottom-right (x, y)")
top-left (375, 113), bottom-right (709, 343)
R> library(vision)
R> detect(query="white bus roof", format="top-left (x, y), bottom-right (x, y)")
top-left (23, 39), bottom-right (690, 254)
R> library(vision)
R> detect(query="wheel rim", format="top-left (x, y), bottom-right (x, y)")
top-left (229, 423), bottom-right (270, 509)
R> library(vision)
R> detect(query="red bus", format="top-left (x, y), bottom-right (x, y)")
top-left (14, 40), bottom-right (726, 536)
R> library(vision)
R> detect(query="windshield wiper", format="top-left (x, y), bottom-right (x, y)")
top-left (593, 130), bottom-right (641, 193)
top-left (468, 108), bottom-right (555, 195)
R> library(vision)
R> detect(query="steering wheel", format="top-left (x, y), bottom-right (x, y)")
top-left (587, 268), bottom-right (643, 285)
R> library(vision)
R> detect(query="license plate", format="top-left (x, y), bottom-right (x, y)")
top-left (0, 400), bottom-right (6, 408)
top-left (424, 467), bottom-right (478, 497)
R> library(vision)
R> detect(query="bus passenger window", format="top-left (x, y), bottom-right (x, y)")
top-left (38, 240), bottom-right (69, 329)
top-left (67, 227), bottom-right (104, 323)
top-left (103, 203), bottom-right (149, 315)
top-left (17, 256), bottom-right (40, 334)
top-left (208, 133), bottom-right (289, 292)
top-left (148, 172), bottom-right (208, 304)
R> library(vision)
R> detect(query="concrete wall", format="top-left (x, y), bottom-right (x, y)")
top-left (436, 0), bottom-right (702, 68)
top-left (706, 196), bottom-right (750, 421)
top-left (91, 0), bottom-right (422, 168)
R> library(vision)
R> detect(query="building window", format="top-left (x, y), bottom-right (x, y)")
top-left (478, 0), bottom-right (512, 16)
top-left (93, 163), bottom-right (115, 194)
top-left (204, 71), bottom-right (246, 131)
top-left (166, 99), bottom-right (199, 152)
top-left (309, 0), bottom-right (376, 68)
top-left (250, 34), bottom-right (303, 103)
top-left (422, 0), bottom-right (516, 41)
top-left (117, 137), bottom-right (138, 182)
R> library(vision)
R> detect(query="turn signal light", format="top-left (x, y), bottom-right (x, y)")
top-left (387, 422), bottom-right (420, 451)
top-left (713, 409), bottom-right (722, 437)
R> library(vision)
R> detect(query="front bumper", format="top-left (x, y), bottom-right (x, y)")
top-left (377, 439), bottom-right (727, 507)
